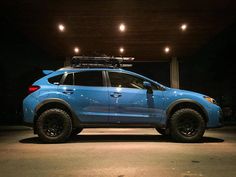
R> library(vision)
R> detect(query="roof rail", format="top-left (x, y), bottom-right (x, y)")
top-left (71, 56), bottom-right (135, 68)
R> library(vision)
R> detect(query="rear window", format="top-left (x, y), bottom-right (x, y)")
top-left (74, 71), bottom-right (103, 86)
top-left (63, 73), bottom-right (74, 85)
top-left (48, 74), bottom-right (63, 85)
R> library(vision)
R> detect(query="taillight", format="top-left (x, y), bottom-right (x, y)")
top-left (28, 85), bottom-right (40, 94)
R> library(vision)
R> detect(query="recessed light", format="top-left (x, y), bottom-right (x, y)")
top-left (164, 47), bottom-right (170, 53)
top-left (119, 47), bottom-right (124, 53)
top-left (74, 47), bottom-right (79, 54)
top-left (119, 23), bottom-right (126, 32)
top-left (58, 24), bottom-right (65, 32)
top-left (180, 24), bottom-right (187, 31)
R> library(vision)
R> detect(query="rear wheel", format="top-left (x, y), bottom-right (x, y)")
top-left (170, 108), bottom-right (205, 143)
top-left (36, 109), bottom-right (72, 143)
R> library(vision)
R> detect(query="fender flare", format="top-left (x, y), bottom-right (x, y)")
top-left (35, 98), bottom-right (80, 126)
top-left (166, 99), bottom-right (209, 121)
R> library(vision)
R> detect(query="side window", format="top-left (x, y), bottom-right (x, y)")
top-left (74, 71), bottom-right (103, 87)
top-left (48, 74), bottom-right (63, 85)
top-left (109, 72), bottom-right (145, 89)
top-left (108, 72), bottom-right (159, 90)
top-left (63, 73), bottom-right (74, 85)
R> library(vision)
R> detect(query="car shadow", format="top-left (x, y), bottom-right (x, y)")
top-left (19, 134), bottom-right (224, 144)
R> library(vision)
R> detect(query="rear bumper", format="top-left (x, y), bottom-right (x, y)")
top-left (23, 95), bottom-right (39, 124)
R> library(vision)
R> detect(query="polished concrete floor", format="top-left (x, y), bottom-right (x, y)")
top-left (0, 126), bottom-right (236, 177)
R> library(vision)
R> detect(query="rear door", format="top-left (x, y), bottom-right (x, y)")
top-left (58, 70), bottom-right (109, 123)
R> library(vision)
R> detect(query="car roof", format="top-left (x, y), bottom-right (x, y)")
top-left (55, 67), bottom-right (146, 81)
top-left (55, 67), bottom-right (155, 84)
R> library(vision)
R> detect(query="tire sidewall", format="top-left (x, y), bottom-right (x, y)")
top-left (170, 108), bottom-right (205, 143)
top-left (37, 109), bottom-right (72, 143)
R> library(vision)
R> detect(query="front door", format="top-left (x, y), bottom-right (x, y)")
top-left (107, 71), bottom-right (164, 124)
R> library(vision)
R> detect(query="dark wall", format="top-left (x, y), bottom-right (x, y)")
top-left (130, 62), bottom-right (170, 87)
top-left (180, 22), bottom-right (236, 117)
top-left (0, 20), bottom-right (63, 124)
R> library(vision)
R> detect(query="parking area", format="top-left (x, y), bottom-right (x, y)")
top-left (0, 126), bottom-right (236, 177)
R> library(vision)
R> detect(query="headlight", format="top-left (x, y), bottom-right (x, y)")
top-left (204, 96), bottom-right (217, 105)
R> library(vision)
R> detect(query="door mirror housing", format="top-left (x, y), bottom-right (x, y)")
top-left (143, 81), bottom-right (153, 94)
top-left (143, 81), bottom-right (152, 88)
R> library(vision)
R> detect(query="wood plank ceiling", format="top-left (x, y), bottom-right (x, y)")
top-left (1, 0), bottom-right (236, 61)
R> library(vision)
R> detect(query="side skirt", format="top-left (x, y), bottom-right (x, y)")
top-left (77, 123), bottom-right (166, 129)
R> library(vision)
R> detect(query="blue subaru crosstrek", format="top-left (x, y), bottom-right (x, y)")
top-left (23, 57), bottom-right (222, 143)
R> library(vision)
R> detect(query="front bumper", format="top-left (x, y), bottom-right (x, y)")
top-left (206, 105), bottom-right (223, 128)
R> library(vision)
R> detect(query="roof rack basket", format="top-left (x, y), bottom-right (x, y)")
top-left (71, 56), bottom-right (135, 68)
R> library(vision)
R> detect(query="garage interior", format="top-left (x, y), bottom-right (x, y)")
top-left (1, 1), bottom-right (236, 124)
top-left (0, 1), bottom-right (236, 176)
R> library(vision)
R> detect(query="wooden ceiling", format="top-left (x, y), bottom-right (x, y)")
top-left (1, 0), bottom-right (236, 60)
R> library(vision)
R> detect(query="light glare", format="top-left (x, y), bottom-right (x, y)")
top-left (119, 24), bottom-right (126, 32)
top-left (164, 47), bottom-right (170, 53)
top-left (119, 47), bottom-right (124, 53)
top-left (181, 24), bottom-right (187, 31)
top-left (74, 47), bottom-right (79, 53)
top-left (58, 24), bottom-right (65, 32)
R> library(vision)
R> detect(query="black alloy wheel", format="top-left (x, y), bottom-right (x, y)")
top-left (170, 108), bottom-right (205, 143)
top-left (37, 109), bottom-right (72, 143)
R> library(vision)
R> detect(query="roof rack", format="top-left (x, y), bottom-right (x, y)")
top-left (71, 56), bottom-right (135, 68)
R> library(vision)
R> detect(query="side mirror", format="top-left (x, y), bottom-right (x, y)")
top-left (143, 81), bottom-right (153, 94)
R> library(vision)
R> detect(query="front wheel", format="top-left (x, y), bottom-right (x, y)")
top-left (170, 108), bottom-right (206, 143)
top-left (36, 109), bottom-right (72, 143)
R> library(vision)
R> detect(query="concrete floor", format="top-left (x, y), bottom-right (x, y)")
top-left (0, 126), bottom-right (236, 177)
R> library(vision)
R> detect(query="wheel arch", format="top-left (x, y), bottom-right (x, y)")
top-left (34, 98), bottom-right (79, 133)
top-left (166, 99), bottom-right (209, 126)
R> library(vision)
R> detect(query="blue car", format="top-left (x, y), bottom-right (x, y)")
top-left (23, 57), bottom-right (222, 143)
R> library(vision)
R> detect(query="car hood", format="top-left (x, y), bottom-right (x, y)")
top-left (165, 87), bottom-right (206, 98)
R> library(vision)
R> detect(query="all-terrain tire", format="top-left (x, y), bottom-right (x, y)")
top-left (170, 108), bottom-right (205, 143)
top-left (36, 109), bottom-right (72, 143)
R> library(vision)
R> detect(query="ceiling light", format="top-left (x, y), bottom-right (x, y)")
top-left (58, 24), bottom-right (65, 32)
top-left (119, 23), bottom-right (126, 32)
top-left (180, 24), bottom-right (187, 31)
top-left (164, 47), bottom-right (170, 53)
top-left (119, 47), bottom-right (124, 53)
top-left (74, 47), bottom-right (79, 54)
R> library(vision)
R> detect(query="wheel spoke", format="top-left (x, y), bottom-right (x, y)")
top-left (177, 117), bottom-right (199, 137)
top-left (43, 116), bottom-right (64, 137)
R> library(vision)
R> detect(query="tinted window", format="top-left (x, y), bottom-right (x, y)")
top-left (109, 72), bottom-right (159, 90)
top-left (48, 74), bottom-right (63, 85)
top-left (74, 71), bottom-right (103, 86)
top-left (63, 73), bottom-right (73, 85)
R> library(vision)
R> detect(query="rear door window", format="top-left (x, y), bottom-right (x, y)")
top-left (74, 71), bottom-right (104, 87)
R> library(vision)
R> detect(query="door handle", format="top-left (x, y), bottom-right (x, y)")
top-left (62, 89), bottom-right (74, 94)
top-left (110, 92), bottom-right (122, 98)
